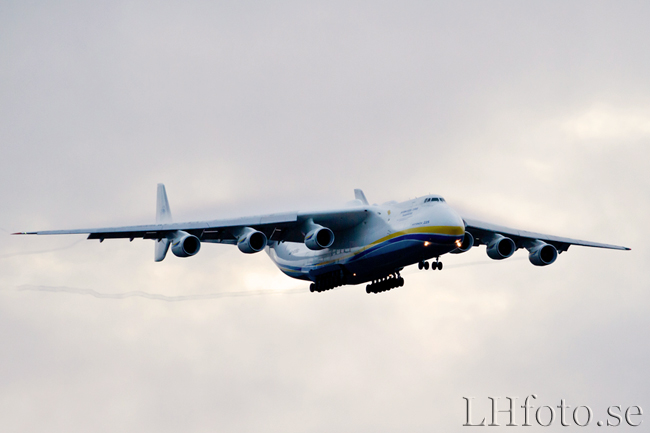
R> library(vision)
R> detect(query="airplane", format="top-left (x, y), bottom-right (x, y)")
top-left (14, 184), bottom-right (630, 294)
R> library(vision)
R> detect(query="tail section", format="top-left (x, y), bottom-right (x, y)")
top-left (154, 184), bottom-right (172, 262)
top-left (354, 189), bottom-right (369, 205)
top-left (156, 184), bottom-right (172, 223)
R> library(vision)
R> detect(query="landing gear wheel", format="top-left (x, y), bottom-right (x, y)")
top-left (365, 273), bottom-right (404, 294)
top-left (418, 261), bottom-right (423, 270)
top-left (310, 283), bottom-right (315, 292)
top-left (438, 262), bottom-right (443, 270)
top-left (423, 261), bottom-right (430, 270)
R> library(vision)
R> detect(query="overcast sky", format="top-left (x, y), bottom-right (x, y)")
top-left (1, 1), bottom-right (648, 432)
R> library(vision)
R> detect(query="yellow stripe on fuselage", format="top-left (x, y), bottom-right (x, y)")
top-left (294, 225), bottom-right (464, 268)
top-left (398, 225), bottom-right (465, 237)
top-left (365, 225), bottom-right (464, 249)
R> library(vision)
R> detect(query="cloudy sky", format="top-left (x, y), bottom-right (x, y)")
top-left (1, 1), bottom-right (648, 431)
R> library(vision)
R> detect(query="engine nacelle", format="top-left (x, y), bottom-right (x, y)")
top-left (237, 228), bottom-right (267, 254)
top-left (304, 226), bottom-right (335, 250)
top-left (450, 231), bottom-right (474, 254)
top-left (486, 235), bottom-right (516, 260)
top-left (171, 231), bottom-right (201, 258)
top-left (528, 242), bottom-right (558, 266)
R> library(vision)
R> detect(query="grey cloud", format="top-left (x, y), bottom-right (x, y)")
top-left (0, 239), bottom-right (83, 259)
top-left (0, 1), bottom-right (648, 432)
top-left (13, 284), bottom-right (306, 301)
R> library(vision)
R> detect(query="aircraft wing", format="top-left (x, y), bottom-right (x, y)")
top-left (14, 207), bottom-right (370, 245)
top-left (462, 217), bottom-right (631, 252)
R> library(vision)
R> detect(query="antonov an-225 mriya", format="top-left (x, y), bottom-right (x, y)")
top-left (15, 185), bottom-right (630, 294)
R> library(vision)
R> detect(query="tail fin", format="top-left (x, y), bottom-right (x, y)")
top-left (155, 184), bottom-right (172, 262)
top-left (156, 183), bottom-right (173, 223)
top-left (354, 189), bottom-right (369, 205)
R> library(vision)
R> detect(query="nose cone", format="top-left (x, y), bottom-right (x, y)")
top-left (433, 204), bottom-right (465, 236)
top-left (447, 207), bottom-right (466, 235)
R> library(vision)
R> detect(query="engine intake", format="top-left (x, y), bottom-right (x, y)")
top-left (486, 235), bottom-right (516, 260)
top-left (451, 231), bottom-right (474, 254)
top-left (305, 226), bottom-right (334, 250)
top-left (528, 242), bottom-right (558, 266)
top-left (171, 231), bottom-right (201, 258)
top-left (302, 218), bottom-right (334, 250)
top-left (237, 228), bottom-right (267, 254)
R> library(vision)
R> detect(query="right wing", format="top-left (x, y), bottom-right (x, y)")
top-left (462, 217), bottom-right (630, 252)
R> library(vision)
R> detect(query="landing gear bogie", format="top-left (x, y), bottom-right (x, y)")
top-left (310, 269), bottom-right (346, 293)
top-left (419, 258), bottom-right (443, 271)
top-left (366, 273), bottom-right (404, 294)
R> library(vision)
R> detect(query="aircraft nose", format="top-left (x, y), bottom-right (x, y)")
top-left (442, 205), bottom-right (466, 236)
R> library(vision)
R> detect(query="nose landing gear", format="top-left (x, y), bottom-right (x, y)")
top-left (418, 258), bottom-right (443, 271)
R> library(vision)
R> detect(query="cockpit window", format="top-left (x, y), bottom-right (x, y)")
top-left (424, 197), bottom-right (445, 203)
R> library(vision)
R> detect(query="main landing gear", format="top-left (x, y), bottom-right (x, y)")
top-left (418, 258), bottom-right (443, 271)
top-left (366, 273), bottom-right (404, 294)
top-left (310, 270), bottom-right (345, 293)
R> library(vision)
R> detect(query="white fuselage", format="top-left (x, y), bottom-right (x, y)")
top-left (267, 195), bottom-right (465, 285)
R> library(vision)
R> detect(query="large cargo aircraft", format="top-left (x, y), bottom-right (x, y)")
top-left (15, 185), bottom-right (630, 294)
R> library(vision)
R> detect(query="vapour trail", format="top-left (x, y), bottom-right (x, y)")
top-left (14, 284), bottom-right (307, 301)
top-left (6, 258), bottom-right (527, 301)
top-left (0, 240), bottom-right (84, 259)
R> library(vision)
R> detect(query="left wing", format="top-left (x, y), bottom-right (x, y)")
top-left (14, 209), bottom-right (369, 243)
top-left (462, 217), bottom-right (630, 253)
top-left (13, 185), bottom-right (370, 261)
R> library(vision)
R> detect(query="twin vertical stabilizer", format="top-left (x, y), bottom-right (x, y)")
top-left (156, 183), bottom-right (172, 224)
top-left (154, 183), bottom-right (172, 262)
top-left (354, 189), bottom-right (369, 205)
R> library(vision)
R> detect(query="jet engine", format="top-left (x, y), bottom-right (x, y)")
top-left (528, 242), bottom-right (558, 266)
top-left (237, 228), bottom-right (268, 254)
top-left (171, 231), bottom-right (201, 258)
top-left (304, 226), bottom-right (335, 250)
top-left (486, 235), bottom-right (516, 260)
top-left (450, 231), bottom-right (474, 254)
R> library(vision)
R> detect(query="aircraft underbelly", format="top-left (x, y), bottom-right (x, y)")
top-left (269, 234), bottom-right (458, 284)
top-left (346, 238), bottom-right (453, 281)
